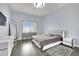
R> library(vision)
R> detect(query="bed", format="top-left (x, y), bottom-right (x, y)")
top-left (32, 30), bottom-right (64, 51)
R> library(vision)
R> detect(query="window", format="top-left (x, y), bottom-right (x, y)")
top-left (23, 22), bottom-right (37, 33)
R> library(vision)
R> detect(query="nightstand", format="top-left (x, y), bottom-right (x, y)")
top-left (63, 38), bottom-right (74, 48)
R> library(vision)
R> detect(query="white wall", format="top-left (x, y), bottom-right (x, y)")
top-left (0, 4), bottom-right (11, 36)
top-left (43, 4), bottom-right (79, 39)
top-left (11, 11), bottom-right (43, 40)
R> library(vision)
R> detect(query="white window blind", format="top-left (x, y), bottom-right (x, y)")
top-left (23, 22), bottom-right (37, 33)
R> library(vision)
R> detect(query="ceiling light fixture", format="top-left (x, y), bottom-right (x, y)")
top-left (34, 3), bottom-right (45, 8)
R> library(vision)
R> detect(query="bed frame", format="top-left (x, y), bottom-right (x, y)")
top-left (32, 30), bottom-right (65, 51)
top-left (32, 39), bottom-right (62, 51)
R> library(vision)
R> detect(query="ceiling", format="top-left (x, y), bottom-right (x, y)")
top-left (9, 3), bottom-right (69, 17)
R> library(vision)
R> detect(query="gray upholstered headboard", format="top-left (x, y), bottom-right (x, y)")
top-left (47, 30), bottom-right (63, 35)
top-left (44, 30), bottom-right (69, 38)
top-left (44, 30), bottom-right (65, 38)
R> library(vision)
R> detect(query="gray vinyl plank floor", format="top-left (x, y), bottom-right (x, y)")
top-left (11, 39), bottom-right (49, 56)
top-left (11, 39), bottom-right (79, 56)
top-left (71, 47), bottom-right (79, 56)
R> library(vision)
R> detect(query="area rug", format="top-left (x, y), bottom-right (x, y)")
top-left (46, 45), bottom-right (73, 56)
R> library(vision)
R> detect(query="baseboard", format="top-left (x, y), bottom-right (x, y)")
top-left (22, 37), bottom-right (32, 40)
top-left (18, 38), bottom-right (22, 40)
top-left (14, 39), bottom-right (17, 42)
top-left (14, 38), bottom-right (22, 42)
